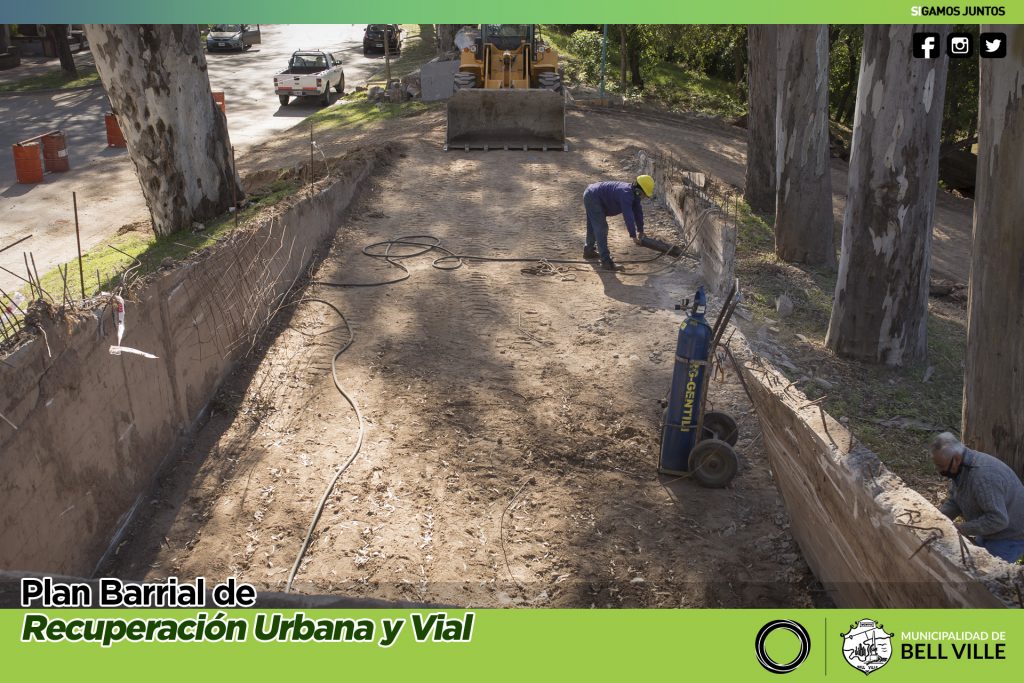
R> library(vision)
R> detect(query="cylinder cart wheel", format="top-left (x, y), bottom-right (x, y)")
top-left (702, 411), bottom-right (739, 446)
top-left (689, 438), bottom-right (738, 488)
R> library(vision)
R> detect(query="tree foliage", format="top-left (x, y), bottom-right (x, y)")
top-left (551, 23), bottom-right (978, 147)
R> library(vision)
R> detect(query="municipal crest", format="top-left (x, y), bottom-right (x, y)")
top-left (841, 619), bottom-right (893, 675)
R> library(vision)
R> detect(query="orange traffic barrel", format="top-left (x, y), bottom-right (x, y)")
top-left (212, 91), bottom-right (226, 114)
top-left (42, 131), bottom-right (70, 172)
top-left (104, 113), bottom-right (127, 147)
top-left (12, 142), bottom-right (44, 184)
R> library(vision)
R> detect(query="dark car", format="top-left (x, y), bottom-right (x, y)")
top-left (206, 24), bottom-right (261, 52)
top-left (363, 24), bottom-right (401, 55)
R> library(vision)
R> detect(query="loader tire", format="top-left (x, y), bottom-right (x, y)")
top-left (538, 72), bottom-right (563, 93)
top-left (453, 72), bottom-right (476, 90)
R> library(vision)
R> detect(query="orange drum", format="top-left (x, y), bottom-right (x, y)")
top-left (105, 113), bottom-right (127, 147)
top-left (42, 131), bottom-right (70, 172)
top-left (13, 143), bottom-right (44, 184)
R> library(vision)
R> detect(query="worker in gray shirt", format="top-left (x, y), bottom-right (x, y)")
top-left (931, 432), bottom-right (1024, 563)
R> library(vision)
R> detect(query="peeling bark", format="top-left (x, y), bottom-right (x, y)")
top-left (744, 25), bottom-right (777, 213)
top-left (774, 25), bottom-right (835, 266)
top-left (84, 24), bottom-right (242, 237)
top-left (825, 26), bottom-right (949, 366)
top-left (962, 25), bottom-right (1024, 474)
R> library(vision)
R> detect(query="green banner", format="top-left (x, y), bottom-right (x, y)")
top-left (5, 608), bottom-right (1024, 681)
top-left (4, 1), bottom-right (1023, 23)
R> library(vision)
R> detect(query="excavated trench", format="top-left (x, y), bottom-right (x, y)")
top-left (96, 140), bottom-right (825, 608)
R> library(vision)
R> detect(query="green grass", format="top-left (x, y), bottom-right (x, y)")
top-left (541, 26), bottom-right (745, 119)
top-left (9, 178), bottom-right (303, 310)
top-left (646, 62), bottom-right (746, 119)
top-left (365, 24), bottom-right (437, 85)
top-left (732, 200), bottom-right (967, 489)
top-left (0, 66), bottom-right (100, 93)
top-left (310, 91), bottom-right (437, 131)
top-left (537, 26), bottom-right (577, 60)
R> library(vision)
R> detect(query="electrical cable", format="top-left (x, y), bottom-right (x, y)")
top-left (286, 222), bottom-right (709, 591)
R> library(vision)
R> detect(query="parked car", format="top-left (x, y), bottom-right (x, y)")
top-left (206, 24), bottom-right (261, 52)
top-left (363, 25), bottom-right (401, 55)
top-left (274, 50), bottom-right (345, 106)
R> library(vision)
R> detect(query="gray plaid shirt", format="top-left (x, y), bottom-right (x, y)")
top-left (939, 448), bottom-right (1024, 540)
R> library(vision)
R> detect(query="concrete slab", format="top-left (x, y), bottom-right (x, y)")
top-left (420, 59), bottom-right (459, 102)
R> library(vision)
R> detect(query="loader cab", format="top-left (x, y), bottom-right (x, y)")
top-left (478, 24), bottom-right (534, 54)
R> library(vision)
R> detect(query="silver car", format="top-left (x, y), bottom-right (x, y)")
top-left (206, 24), bottom-right (261, 52)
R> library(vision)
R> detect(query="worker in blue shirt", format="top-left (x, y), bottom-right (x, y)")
top-left (582, 175), bottom-right (655, 271)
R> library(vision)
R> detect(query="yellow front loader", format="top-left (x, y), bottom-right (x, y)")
top-left (445, 25), bottom-right (567, 152)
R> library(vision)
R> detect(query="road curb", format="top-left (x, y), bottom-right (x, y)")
top-left (0, 82), bottom-right (103, 97)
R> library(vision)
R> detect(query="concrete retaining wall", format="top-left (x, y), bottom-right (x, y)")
top-left (637, 150), bottom-right (736, 296)
top-left (0, 149), bottom-right (380, 576)
top-left (730, 338), bottom-right (1018, 608)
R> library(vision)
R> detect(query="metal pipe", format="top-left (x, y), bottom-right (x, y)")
top-left (0, 263), bottom-right (32, 286)
top-left (29, 252), bottom-right (52, 304)
top-left (231, 145), bottom-right (238, 229)
top-left (73, 191), bottom-right (85, 299)
top-left (0, 234), bottom-right (32, 255)
top-left (23, 253), bottom-right (36, 299)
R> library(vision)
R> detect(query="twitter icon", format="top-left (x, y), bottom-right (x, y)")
top-left (980, 32), bottom-right (1007, 58)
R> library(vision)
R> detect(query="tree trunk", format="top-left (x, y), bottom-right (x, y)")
top-left (84, 24), bottom-right (242, 237)
top-left (825, 26), bottom-right (949, 366)
top-left (962, 25), bottom-right (1024, 474)
top-left (0, 25), bottom-right (11, 54)
top-left (619, 25), bottom-right (627, 92)
top-left (744, 25), bottom-right (777, 214)
top-left (627, 30), bottom-right (644, 88)
top-left (774, 25), bottom-right (834, 266)
top-left (733, 30), bottom-right (747, 84)
top-left (47, 25), bottom-right (77, 79)
top-left (835, 34), bottom-right (859, 124)
top-left (435, 24), bottom-right (457, 58)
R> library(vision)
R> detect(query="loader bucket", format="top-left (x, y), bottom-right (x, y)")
top-left (445, 89), bottom-right (567, 151)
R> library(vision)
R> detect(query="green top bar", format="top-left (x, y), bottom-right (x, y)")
top-left (7, 0), bottom-right (1023, 23)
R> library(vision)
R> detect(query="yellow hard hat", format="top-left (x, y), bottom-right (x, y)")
top-left (636, 175), bottom-right (654, 198)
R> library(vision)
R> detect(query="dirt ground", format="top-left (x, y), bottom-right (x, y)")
top-left (102, 127), bottom-right (826, 607)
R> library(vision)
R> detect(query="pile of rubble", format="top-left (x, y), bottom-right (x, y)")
top-left (360, 72), bottom-right (422, 104)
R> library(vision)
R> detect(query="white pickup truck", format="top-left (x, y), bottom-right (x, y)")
top-left (274, 50), bottom-right (345, 107)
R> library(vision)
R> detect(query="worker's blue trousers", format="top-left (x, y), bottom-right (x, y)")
top-left (583, 190), bottom-right (611, 261)
top-left (978, 537), bottom-right (1024, 563)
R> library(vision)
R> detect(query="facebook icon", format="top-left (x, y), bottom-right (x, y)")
top-left (913, 32), bottom-right (941, 59)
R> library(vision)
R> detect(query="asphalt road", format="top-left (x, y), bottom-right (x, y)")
top-left (0, 24), bottom-right (391, 295)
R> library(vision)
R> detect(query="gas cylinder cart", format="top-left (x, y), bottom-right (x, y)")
top-left (658, 279), bottom-right (743, 488)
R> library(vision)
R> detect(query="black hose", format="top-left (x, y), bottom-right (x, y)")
top-left (286, 232), bottom-right (692, 591)
top-left (284, 297), bottom-right (364, 593)
top-left (313, 234), bottom-right (683, 288)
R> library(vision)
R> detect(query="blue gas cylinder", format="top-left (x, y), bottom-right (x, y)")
top-left (659, 286), bottom-right (713, 473)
